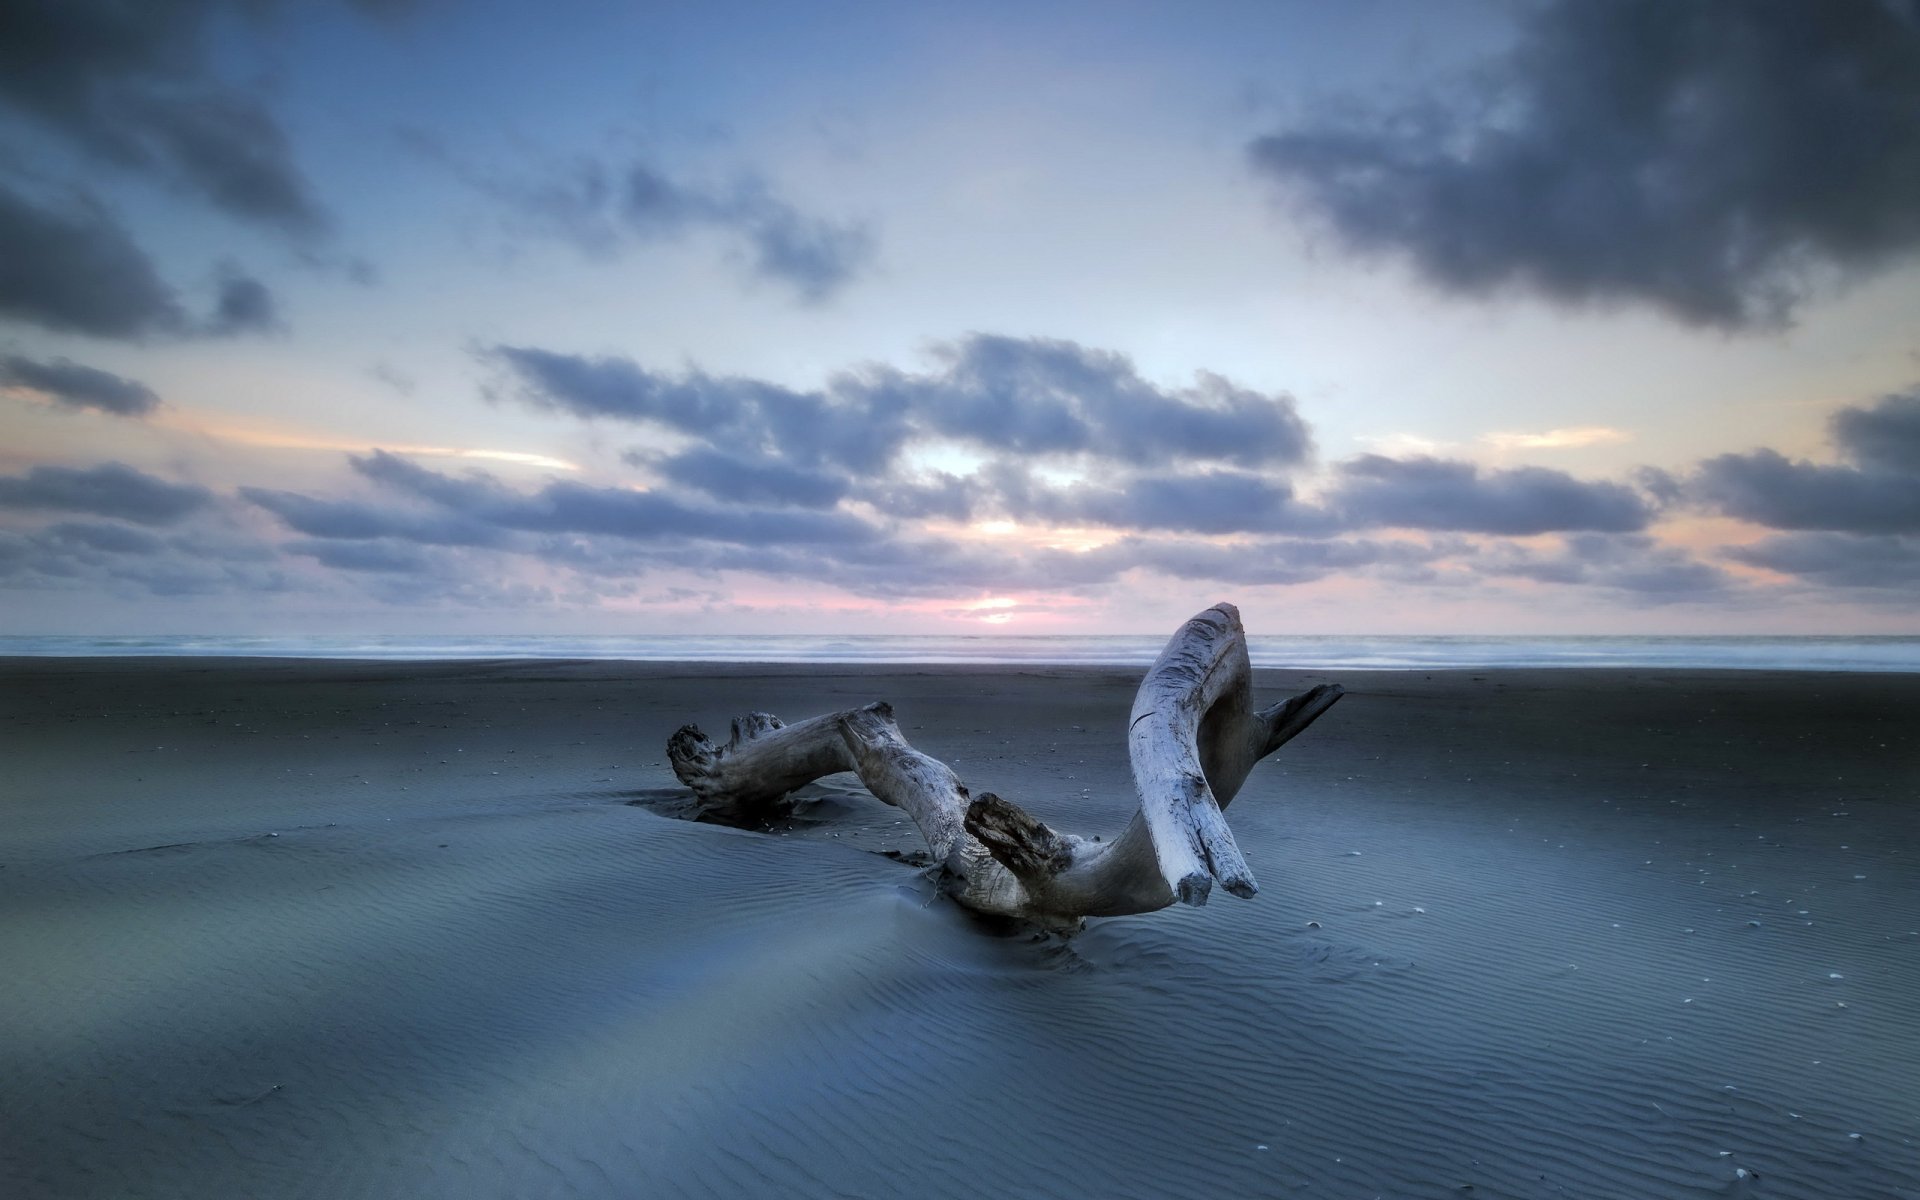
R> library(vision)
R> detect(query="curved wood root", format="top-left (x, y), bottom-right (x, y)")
top-left (666, 602), bottom-right (1343, 925)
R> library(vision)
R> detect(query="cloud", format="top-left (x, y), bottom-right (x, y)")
top-left (1692, 391), bottom-right (1920, 532)
top-left (1479, 533), bottom-right (1731, 598)
top-left (429, 146), bottom-right (873, 300)
top-left (285, 537), bottom-right (434, 574)
top-left (238, 448), bottom-right (1433, 600)
top-left (1251, 0), bottom-right (1920, 328)
top-left (863, 337), bottom-right (1315, 468)
top-left (490, 345), bottom-right (759, 431)
top-left (366, 362), bottom-right (416, 395)
top-left (0, 354), bottom-right (160, 417)
top-left (0, 183), bottom-right (185, 337)
top-left (511, 479), bottom-right (880, 546)
top-left (38, 520), bottom-right (166, 555)
top-left (1727, 531), bottom-right (1920, 589)
top-left (740, 202), bottom-right (875, 302)
top-left (248, 450), bottom-right (883, 550)
top-left (1693, 449), bottom-right (1920, 533)
top-left (494, 341), bottom-right (1668, 542)
top-left (1328, 455), bottom-right (1653, 534)
top-left (491, 334), bottom-right (1314, 474)
top-left (0, 492), bottom-right (290, 599)
top-left (901, 462), bottom-right (1333, 536)
top-left (0, 462), bottom-right (212, 523)
top-left (0, 0), bottom-right (327, 235)
top-left (1103, 534), bottom-right (1457, 587)
top-left (1832, 389), bottom-right (1920, 473)
top-left (642, 447), bottom-right (852, 509)
top-left (204, 271), bottom-right (281, 336)
top-left (240, 486), bottom-right (506, 547)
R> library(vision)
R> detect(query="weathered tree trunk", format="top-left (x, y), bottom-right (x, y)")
top-left (666, 602), bottom-right (1343, 925)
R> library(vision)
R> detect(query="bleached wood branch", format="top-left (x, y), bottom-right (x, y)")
top-left (665, 602), bottom-right (1343, 925)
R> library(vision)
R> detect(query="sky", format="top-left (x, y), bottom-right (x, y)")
top-left (2, 0), bottom-right (1919, 636)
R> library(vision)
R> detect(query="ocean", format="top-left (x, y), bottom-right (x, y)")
top-left (3, 633), bottom-right (1918, 671)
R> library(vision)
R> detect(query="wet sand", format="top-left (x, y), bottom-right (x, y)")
top-left (2, 659), bottom-right (1917, 1199)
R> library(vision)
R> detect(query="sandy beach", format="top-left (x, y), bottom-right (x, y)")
top-left (2, 658), bottom-right (1916, 1199)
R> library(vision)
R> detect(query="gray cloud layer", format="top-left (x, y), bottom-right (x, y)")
top-left (492, 334), bottom-right (1673, 546)
top-left (1691, 389), bottom-right (1920, 591)
top-left (1479, 533), bottom-right (1730, 599)
top-left (1327, 455), bottom-right (1653, 535)
top-left (0, 354), bottom-right (160, 417)
top-left (1728, 532), bottom-right (1920, 590)
top-left (29, 351), bottom-right (1914, 611)
top-left (1251, 0), bottom-right (1920, 328)
top-left (0, 0), bottom-right (328, 235)
top-left (494, 334), bottom-right (1316, 476)
top-left (0, 515), bottom-right (285, 598)
top-left (248, 450), bottom-right (882, 551)
top-left (0, 184), bottom-right (185, 338)
top-left (0, 183), bottom-right (284, 341)
top-left (1693, 392), bottom-right (1920, 533)
top-left (0, 462), bottom-right (212, 523)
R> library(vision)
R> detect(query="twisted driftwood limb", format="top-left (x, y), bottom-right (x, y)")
top-left (666, 602), bottom-right (1343, 925)
top-left (667, 707), bottom-right (860, 821)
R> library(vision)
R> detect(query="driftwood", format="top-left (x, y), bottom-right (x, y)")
top-left (666, 603), bottom-right (1343, 926)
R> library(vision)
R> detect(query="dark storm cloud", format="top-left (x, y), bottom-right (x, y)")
top-left (490, 334), bottom-right (1314, 473)
top-left (0, 184), bottom-right (185, 337)
top-left (1328, 455), bottom-right (1653, 534)
top-left (0, 462), bottom-right (211, 523)
top-left (438, 149), bottom-right (873, 301)
top-left (1692, 392), bottom-right (1920, 532)
top-left (1251, 0), bottom-right (1920, 328)
top-left (0, 0), bottom-right (327, 234)
top-left (0, 354), bottom-right (160, 417)
top-left (1727, 532), bottom-right (1920, 589)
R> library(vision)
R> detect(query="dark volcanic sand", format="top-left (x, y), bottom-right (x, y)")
top-left (2, 659), bottom-right (1917, 1199)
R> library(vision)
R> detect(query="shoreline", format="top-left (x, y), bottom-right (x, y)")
top-left (7, 627), bottom-right (1920, 676)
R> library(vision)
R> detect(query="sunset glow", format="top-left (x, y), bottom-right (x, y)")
top-left (0, 2), bottom-right (1914, 635)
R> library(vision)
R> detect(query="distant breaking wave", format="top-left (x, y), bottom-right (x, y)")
top-left (3, 633), bottom-right (1919, 672)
